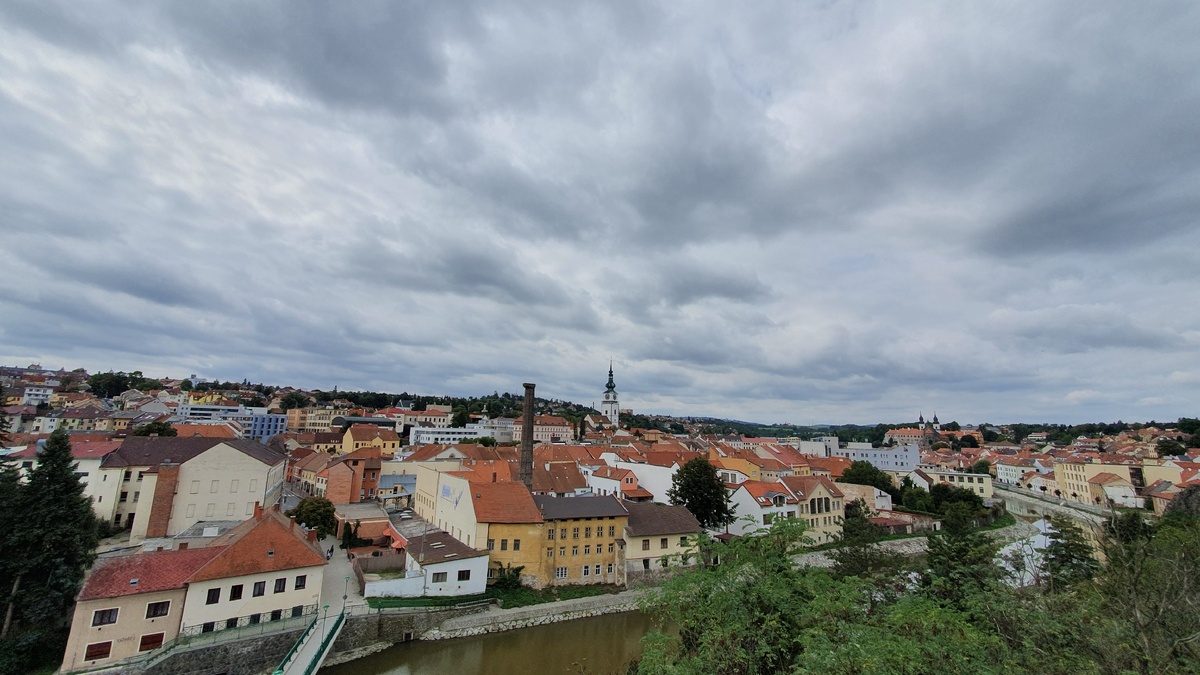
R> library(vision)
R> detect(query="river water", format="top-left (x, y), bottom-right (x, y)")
top-left (320, 611), bottom-right (661, 675)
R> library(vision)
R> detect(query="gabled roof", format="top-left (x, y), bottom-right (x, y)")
top-left (737, 480), bottom-right (798, 506)
top-left (78, 547), bottom-right (224, 601)
top-left (471, 482), bottom-right (543, 524)
top-left (533, 461), bottom-right (587, 495)
top-left (780, 475), bottom-right (844, 500)
top-left (406, 530), bottom-right (488, 565)
top-left (189, 507), bottom-right (325, 581)
top-left (592, 466), bottom-right (632, 481)
top-left (346, 424), bottom-right (400, 442)
top-left (623, 502), bottom-right (702, 537)
top-left (102, 437), bottom-right (285, 469)
top-left (533, 494), bottom-right (628, 520)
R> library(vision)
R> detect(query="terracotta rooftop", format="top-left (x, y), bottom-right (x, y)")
top-left (78, 547), bottom-right (223, 601)
top-left (471, 482), bottom-right (543, 524)
top-left (189, 507), bottom-right (325, 582)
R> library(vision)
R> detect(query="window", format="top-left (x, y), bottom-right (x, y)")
top-left (186, 504), bottom-right (195, 518)
top-left (487, 539), bottom-right (495, 550)
top-left (584, 527), bottom-right (592, 538)
top-left (572, 527), bottom-right (579, 539)
top-left (571, 546), bottom-right (579, 556)
top-left (226, 503), bottom-right (235, 516)
top-left (139, 633), bottom-right (164, 651)
top-left (607, 543), bottom-right (614, 553)
top-left (85, 641), bottom-right (112, 661)
top-left (202, 622), bottom-right (215, 633)
top-left (608, 526), bottom-right (615, 537)
top-left (607, 563), bottom-right (614, 574)
top-left (432, 572), bottom-right (448, 583)
top-left (145, 601), bottom-right (170, 618)
top-left (500, 539), bottom-right (508, 551)
top-left (253, 581), bottom-right (266, 597)
top-left (229, 584), bottom-right (243, 601)
top-left (249, 614), bottom-right (261, 625)
top-left (124, 471), bottom-right (132, 482)
top-left (457, 570), bottom-right (471, 581)
top-left (137, 471), bottom-right (144, 482)
top-left (547, 528), bottom-right (555, 541)
top-left (660, 538), bottom-right (668, 549)
top-left (642, 539), bottom-right (650, 551)
top-left (205, 503), bottom-right (215, 517)
top-left (230, 479), bottom-right (239, 492)
top-left (582, 565), bottom-right (590, 577)
top-left (226, 618), bottom-right (239, 629)
top-left (92, 608), bottom-right (118, 626)
top-left (292, 606), bottom-right (303, 618)
top-left (584, 545), bottom-right (591, 555)
top-left (560, 528), bottom-right (566, 539)
top-left (295, 575), bottom-right (306, 590)
top-left (643, 559), bottom-right (651, 571)
top-left (547, 548), bottom-right (554, 558)
top-left (513, 539), bottom-right (520, 551)
top-left (680, 537), bottom-right (687, 547)
top-left (559, 547), bottom-right (566, 557)
top-left (595, 564), bottom-right (601, 576)
top-left (119, 491), bottom-right (128, 503)
top-left (555, 567), bottom-right (568, 579)
top-left (274, 578), bottom-right (286, 593)
top-left (206, 588), bottom-right (220, 605)
top-left (270, 609), bottom-right (283, 621)
top-left (488, 567), bottom-right (496, 579)
top-left (210, 480), bottom-right (219, 493)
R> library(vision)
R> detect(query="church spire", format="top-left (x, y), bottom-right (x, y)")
top-left (606, 361), bottom-right (616, 393)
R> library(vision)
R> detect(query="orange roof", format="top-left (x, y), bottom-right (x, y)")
top-left (471, 482), bottom-right (543, 523)
top-left (805, 456), bottom-right (852, 478)
top-left (173, 423), bottom-right (239, 439)
top-left (738, 480), bottom-right (798, 505)
top-left (780, 475), bottom-right (844, 499)
top-left (78, 547), bottom-right (224, 601)
top-left (189, 506), bottom-right (325, 581)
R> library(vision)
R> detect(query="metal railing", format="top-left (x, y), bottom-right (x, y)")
top-left (272, 614), bottom-right (320, 675)
top-left (302, 611), bottom-right (346, 675)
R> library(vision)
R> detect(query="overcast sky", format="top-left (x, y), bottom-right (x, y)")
top-left (2, 2), bottom-right (1199, 426)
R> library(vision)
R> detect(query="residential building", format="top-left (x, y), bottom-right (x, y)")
top-left (623, 502), bottom-right (702, 579)
top-left (913, 466), bottom-right (994, 498)
top-left (511, 415), bottom-right (574, 444)
top-left (533, 495), bottom-right (627, 586)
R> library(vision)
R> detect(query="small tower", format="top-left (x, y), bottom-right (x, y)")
top-left (601, 363), bottom-right (620, 427)
top-left (932, 413), bottom-right (941, 432)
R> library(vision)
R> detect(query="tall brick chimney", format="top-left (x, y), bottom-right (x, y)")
top-left (519, 383), bottom-right (535, 490)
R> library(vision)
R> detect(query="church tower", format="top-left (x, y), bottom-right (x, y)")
top-left (601, 363), bottom-right (620, 427)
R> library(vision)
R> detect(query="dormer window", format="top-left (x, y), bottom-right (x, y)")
top-left (267, 549), bottom-right (274, 557)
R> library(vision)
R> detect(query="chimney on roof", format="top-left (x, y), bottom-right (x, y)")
top-left (253, 502), bottom-right (262, 519)
top-left (519, 383), bottom-right (535, 490)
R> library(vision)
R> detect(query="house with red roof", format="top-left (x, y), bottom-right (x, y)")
top-left (61, 504), bottom-right (324, 673)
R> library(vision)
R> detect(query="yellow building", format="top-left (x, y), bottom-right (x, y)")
top-left (533, 494), bottom-right (627, 586)
top-left (623, 502), bottom-right (702, 580)
top-left (1053, 457), bottom-right (1134, 505)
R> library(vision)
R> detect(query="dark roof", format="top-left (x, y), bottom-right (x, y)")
top-left (623, 502), bottom-right (702, 537)
top-left (101, 436), bottom-right (285, 468)
top-left (533, 494), bottom-right (628, 520)
top-left (406, 530), bottom-right (488, 565)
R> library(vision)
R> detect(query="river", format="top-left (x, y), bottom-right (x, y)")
top-left (320, 611), bottom-right (662, 675)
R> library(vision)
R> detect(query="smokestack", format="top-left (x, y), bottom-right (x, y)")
top-left (520, 383), bottom-right (535, 490)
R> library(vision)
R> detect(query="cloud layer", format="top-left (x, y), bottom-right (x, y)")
top-left (2, 1), bottom-right (1199, 424)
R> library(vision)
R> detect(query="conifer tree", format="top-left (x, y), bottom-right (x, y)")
top-left (1, 429), bottom-right (98, 670)
top-left (667, 458), bottom-right (735, 530)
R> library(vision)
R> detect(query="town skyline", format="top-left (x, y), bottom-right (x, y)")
top-left (2, 3), bottom-right (1199, 426)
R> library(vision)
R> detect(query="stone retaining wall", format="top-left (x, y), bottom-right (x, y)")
top-left (421, 591), bottom-right (645, 640)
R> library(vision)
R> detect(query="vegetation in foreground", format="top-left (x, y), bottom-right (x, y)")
top-left (636, 490), bottom-right (1200, 675)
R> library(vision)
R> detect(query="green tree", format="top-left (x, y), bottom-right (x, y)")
top-left (1, 429), bottom-right (99, 672)
top-left (286, 497), bottom-right (337, 537)
top-left (132, 420), bottom-right (177, 437)
top-left (959, 434), bottom-right (980, 448)
top-left (969, 460), bottom-right (991, 476)
top-left (923, 503), bottom-right (1000, 608)
top-left (86, 371), bottom-right (129, 398)
top-left (279, 391), bottom-right (310, 411)
top-left (837, 461), bottom-right (900, 499)
top-left (180, 378), bottom-right (194, 391)
top-left (667, 458), bottom-right (735, 530)
top-left (1156, 438), bottom-right (1187, 457)
top-left (1039, 515), bottom-right (1098, 593)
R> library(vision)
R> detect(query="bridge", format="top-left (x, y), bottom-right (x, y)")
top-left (274, 606), bottom-right (347, 675)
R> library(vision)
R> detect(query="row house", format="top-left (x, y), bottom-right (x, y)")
top-left (623, 502), bottom-right (702, 578)
top-left (341, 424), bottom-right (401, 455)
top-left (726, 477), bottom-right (846, 543)
top-left (911, 467), bottom-right (994, 498)
top-left (61, 505), bottom-right (324, 673)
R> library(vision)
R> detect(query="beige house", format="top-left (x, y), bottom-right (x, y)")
top-left (623, 502), bottom-right (702, 580)
top-left (61, 505), bottom-right (325, 672)
top-left (98, 437), bottom-right (286, 542)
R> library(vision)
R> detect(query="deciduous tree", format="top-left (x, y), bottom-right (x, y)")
top-left (667, 458), bottom-right (735, 530)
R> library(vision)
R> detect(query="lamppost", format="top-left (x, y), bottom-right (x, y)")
top-left (342, 575), bottom-right (349, 612)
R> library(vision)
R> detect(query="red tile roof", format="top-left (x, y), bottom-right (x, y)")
top-left (189, 508), bottom-right (325, 582)
top-left (78, 547), bottom-right (224, 601)
top-left (471, 482), bottom-right (543, 523)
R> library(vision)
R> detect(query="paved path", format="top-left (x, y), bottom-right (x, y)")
top-left (319, 535), bottom-right (367, 613)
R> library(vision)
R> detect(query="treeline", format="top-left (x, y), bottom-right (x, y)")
top-left (637, 491), bottom-right (1200, 675)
